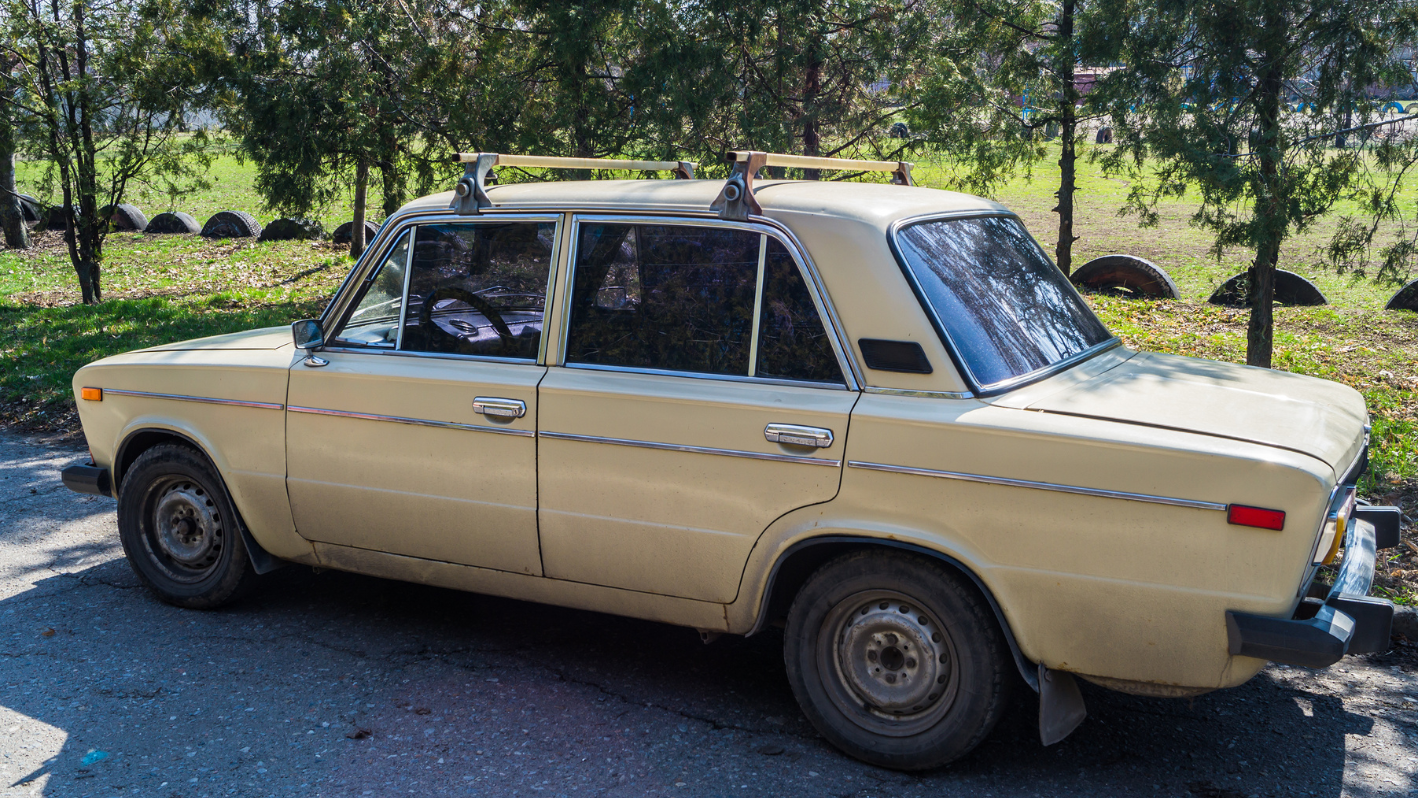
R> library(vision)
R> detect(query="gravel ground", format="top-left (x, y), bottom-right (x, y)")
top-left (1, 429), bottom-right (1415, 798)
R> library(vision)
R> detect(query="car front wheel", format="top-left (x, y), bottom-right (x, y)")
top-left (117, 444), bottom-right (259, 608)
top-left (783, 550), bottom-right (1013, 770)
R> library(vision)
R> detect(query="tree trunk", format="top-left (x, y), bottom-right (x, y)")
top-left (1053, 0), bottom-right (1079, 276)
top-left (0, 140), bottom-right (30, 251)
top-left (351, 158), bottom-right (369, 259)
top-left (1245, 15), bottom-right (1288, 368)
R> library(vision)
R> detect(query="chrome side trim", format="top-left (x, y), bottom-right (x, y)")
top-left (288, 405), bottom-right (536, 437)
top-left (863, 386), bottom-right (975, 400)
top-left (563, 361), bottom-right (847, 391)
top-left (104, 389), bottom-right (284, 411)
top-left (846, 460), bottom-right (1228, 511)
top-left (539, 430), bottom-right (841, 467)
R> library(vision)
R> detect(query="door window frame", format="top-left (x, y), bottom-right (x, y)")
top-left (555, 214), bottom-right (859, 391)
top-left (320, 212), bottom-right (564, 365)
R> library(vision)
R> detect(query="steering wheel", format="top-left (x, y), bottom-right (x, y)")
top-left (418, 286), bottom-right (515, 351)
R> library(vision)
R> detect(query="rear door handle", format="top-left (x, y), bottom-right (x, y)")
top-left (764, 423), bottom-right (834, 448)
top-left (473, 397), bottom-right (527, 419)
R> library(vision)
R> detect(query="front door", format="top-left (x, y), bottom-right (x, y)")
top-left (537, 219), bottom-right (858, 602)
top-left (286, 215), bottom-right (560, 574)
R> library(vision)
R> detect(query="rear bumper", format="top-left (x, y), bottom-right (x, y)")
top-left (61, 464), bottom-right (111, 497)
top-left (1226, 518), bottom-right (1393, 669)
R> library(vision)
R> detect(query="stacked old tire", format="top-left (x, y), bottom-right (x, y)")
top-left (100, 204), bottom-right (148, 232)
top-left (1207, 270), bottom-right (1328, 307)
top-left (259, 218), bottom-right (325, 242)
top-left (146, 212), bottom-right (202, 234)
top-left (201, 211), bottom-right (262, 239)
top-left (332, 220), bottom-right (380, 246)
top-left (1070, 255), bottom-right (1180, 299)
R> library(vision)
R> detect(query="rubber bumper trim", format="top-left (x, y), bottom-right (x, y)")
top-left (1226, 519), bottom-right (1392, 668)
top-left (61, 464), bottom-right (111, 497)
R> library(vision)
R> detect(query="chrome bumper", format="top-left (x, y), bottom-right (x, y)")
top-left (1226, 518), bottom-right (1393, 669)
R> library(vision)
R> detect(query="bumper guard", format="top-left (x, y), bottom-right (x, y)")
top-left (61, 463), bottom-right (111, 497)
top-left (1226, 519), bottom-right (1393, 669)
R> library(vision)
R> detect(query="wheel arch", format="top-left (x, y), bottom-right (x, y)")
top-left (113, 425), bottom-right (287, 575)
top-left (748, 535), bottom-right (1039, 692)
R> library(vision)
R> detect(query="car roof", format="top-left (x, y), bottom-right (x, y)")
top-left (394, 178), bottom-right (1008, 226)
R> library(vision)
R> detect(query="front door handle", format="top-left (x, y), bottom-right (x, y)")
top-left (764, 423), bottom-right (834, 448)
top-left (473, 397), bottom-right (527, 419)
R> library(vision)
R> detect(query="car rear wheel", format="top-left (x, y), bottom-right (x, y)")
top-left (783, 551), bottom-right (1013, 770)
top-left (117, 444), bottom-right (259, 608)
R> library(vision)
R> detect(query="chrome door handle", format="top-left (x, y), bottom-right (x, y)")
top-left (472, 397), bottom-right (527, 419)
top-left (764, 423), bottom-right (834, 448)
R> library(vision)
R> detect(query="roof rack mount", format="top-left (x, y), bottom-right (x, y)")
top-left (712, 150), bottom-right (914, 221)
top-left (451, 152), bottom-right (696, 215)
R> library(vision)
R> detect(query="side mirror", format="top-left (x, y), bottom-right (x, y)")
top-left (291, 318), bottom-right (324, 350)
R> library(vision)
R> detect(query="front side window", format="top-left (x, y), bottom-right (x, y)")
top-left (331, 230), bottom-right (411, 349)
top-left (895, 216), bottom-right (1111, 388)
top-left (400, 222), bottom-right (555, 360)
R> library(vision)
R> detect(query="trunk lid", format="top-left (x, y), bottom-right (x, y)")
top-left (1009, 350), bottom-right (1367, 472)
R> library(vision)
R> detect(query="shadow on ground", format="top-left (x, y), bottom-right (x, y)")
top-left (1, 544), bottom-right (1393, 798)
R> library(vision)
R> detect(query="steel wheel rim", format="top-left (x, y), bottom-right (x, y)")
top-left (818, 589), bottom-right (960, 737)
top-left (143, 476), bottom-right (225, 583)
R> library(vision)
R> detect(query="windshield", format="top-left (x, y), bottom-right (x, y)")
top-left (894, 215), bottom-right (1112, 389)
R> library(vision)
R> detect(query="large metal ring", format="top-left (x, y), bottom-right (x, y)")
top-left (148, 479), bottom-right (224, 579)
top-left (819, 590), bottom-right (959, 737)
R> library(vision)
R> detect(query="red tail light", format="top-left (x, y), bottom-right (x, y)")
top-left (1227, 504), bottom-right (1286, 531)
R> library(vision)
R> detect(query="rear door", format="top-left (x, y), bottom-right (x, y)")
top-left (537, 217), bottom-right (859, 602)
top-left (286, 215), bottom-right (560, 575)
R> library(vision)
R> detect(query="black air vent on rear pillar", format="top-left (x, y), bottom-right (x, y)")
top-left (858, 339), bottom-right (932, 374)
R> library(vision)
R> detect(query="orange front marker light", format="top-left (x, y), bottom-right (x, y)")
top-left (80, 387), bottom-right (102, 402)
top-left (1227, 504), bottom-right (1285, 531)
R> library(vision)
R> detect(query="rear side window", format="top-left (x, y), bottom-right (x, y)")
top-left (564, 223), bottom-right (759, 376)
top-left (895, 216), bottom-right (1111, 388)
top-left (400, 222), bottom-right (556, 360)
top-left (564, 222), bottom-right (844, 383)
top-left (754, 238), bottom-right (843, 384)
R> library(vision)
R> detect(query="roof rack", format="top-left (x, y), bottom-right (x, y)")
top-left (451, 153), bottom-right (696, 214)
top-left (712, 151), bottom-right (914, 220)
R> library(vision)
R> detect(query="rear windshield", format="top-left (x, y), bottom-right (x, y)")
top-left (895, 216), bottom-right (1112, 389)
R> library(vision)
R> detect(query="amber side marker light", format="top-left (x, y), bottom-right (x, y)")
top-left (80, 387), bottom-right (102, 401)
top-left (1227, 504), bottom-right (1285, 531)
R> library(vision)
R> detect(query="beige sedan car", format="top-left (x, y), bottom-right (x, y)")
top-left (64, 152), bottom-right (1398, 770)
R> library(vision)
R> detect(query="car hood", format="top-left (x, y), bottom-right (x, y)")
top-left (144, 326), bottom-right (293, 352)
top-left (1013, 350), bottom-right (1367, 472)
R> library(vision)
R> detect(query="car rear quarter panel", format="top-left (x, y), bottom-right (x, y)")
top-left (730, 392), bottom-right (1335, 691)
top-left (72, 348), bottom-right (314, 562)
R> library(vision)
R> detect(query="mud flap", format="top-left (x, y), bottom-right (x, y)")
top-left (240, 524), bottom-right (289, 575)
top-left (1039, 665), bottom-right (1087, 746)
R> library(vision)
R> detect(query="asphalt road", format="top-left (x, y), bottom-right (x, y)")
top-left (1, 428), bottom-right (1416, 798)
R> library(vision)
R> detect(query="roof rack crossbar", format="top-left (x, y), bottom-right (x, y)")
top-left (451, 152), bottom-right (696, 214)
top-left (712, 150), bottom-right (914, 221)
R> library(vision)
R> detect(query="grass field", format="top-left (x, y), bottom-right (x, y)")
top-left (3, 144), bottom-right (1416, 602)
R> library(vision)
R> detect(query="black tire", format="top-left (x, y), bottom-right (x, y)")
top-left (784, 551), bottom-right (1013, 770)
top-left (1387, 278), bottom-right (1418, 312)
top-left (1207, 269), bottom-right (1327, 307)
top-left (146, 211), bottom-right (202, 235)
top-left (1095, 126), bottom-right (1114, 144)
top-left (201, 210), bottom-right (262, 239)
top-left (332, 219), bottom-right (380, 246)
top-left (16, 194), bottom-right (42, 226)
top-left (42, 204), bottom-right (70, 231)
top-left (1071, 254), bottom-right (1181, 299)
top-left (99, 203), bottom-right (149, 232)
top-left (259, 217), bottom-right (326, 242)
top-left (117, 444), bottom-right (260, 608)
